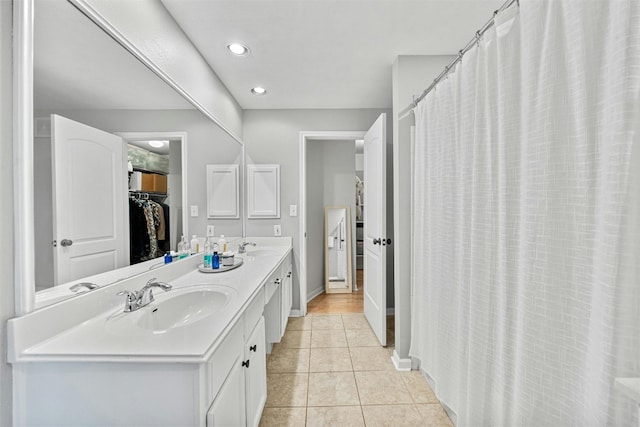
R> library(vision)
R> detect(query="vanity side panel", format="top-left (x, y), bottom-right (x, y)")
top-left (17, 362), bottom-right (199, 426)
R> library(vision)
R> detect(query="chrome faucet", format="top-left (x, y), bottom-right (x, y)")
top-left (117, 278), bottom-right (172, 312)
top-left (70, 282), bottom-right (99, 293)
top-left (238, 241), bottom-right (257, 254)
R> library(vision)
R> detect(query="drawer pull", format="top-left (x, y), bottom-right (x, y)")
top-left (242, 359), bottom-right (250, 368)
top-left (250, 344), bottom-right (257, 352)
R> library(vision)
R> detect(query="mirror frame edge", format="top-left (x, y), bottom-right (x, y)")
top-left (13, 0), bottom-right (248, 315)
top-left (14, 0), bottom-right (35, 316)
top-left (67, 0), bottom-right (244, 147)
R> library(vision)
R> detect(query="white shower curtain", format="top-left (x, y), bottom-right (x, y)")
top-left (411, 1), bottom-right (640, 426)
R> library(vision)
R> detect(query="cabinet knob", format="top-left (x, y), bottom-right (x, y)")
top-left (242, 359), bottom-right (250, 368)
top-left (250, 344), bottom-right (257, 352)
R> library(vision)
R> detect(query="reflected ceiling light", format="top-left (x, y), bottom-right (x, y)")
top-left (227, 43), bottom-right (249, 56)
top-left (148, 140), bottom-right (168, 148)
top-left (251, 86), bottom-right (267, 95)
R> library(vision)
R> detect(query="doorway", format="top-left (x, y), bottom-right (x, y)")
top-left (299, 131), bottom-right (365, 316)
top-left (117, 131), bottom-right (188, 259)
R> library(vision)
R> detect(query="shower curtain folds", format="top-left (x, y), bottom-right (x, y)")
top-left (410, 1), bottom-right (640, 426)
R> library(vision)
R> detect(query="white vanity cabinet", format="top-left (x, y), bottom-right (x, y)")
top-left (280, 263), bottom-right (293, 334)
top-left (10, 241), bottom-right (294, 427)
top-left (207, 354), bottom-right (246, 426)
top-left (264, 253), bottom-right (293, 351)
top-left (243, 317), bottom-right (267, 427)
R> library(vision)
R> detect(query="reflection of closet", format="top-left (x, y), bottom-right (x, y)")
top-left (128, 144), bottom-right (171, 264)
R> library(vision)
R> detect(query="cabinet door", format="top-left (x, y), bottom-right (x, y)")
top-left (280, 268), bottom-right (292, 334)
top-left (207, 356), bottom-right (246, 427)
top-left (245, 317), bottom-right (267, 427)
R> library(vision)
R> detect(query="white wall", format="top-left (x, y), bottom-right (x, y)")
top-left (306, 140), bottom-right (356, 299)
top-left (243, 108), bottom-right (392, 312)
top-left (0, 1), bottom-right (14, 423)
top-left (80, 0), bottom-right (244, 140)
top-left (392, 55), bottom-right (453, 364)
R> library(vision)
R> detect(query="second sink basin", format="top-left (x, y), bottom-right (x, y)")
top-left (106, 285), bottom-right (237, 335)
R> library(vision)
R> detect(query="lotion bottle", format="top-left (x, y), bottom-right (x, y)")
top-left (190, 234), bottom-right (199, 253)
top-left (217, 235), bottom-right (227, 253)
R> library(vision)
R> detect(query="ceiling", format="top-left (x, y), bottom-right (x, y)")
top-left (161, 0), bottom-right (504, 110)
top-left (34, 0), bottom-right (504, 113)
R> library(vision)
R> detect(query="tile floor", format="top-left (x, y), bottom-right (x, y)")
top-left (259, 313), bottom-right (454, 426)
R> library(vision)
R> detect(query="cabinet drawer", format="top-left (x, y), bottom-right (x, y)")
top-left (264, 273), bottom-right (282, 304)
top-left (244, 288), bottom-right (265, 338)
top-left (205, 320), bottom-right (243, 405)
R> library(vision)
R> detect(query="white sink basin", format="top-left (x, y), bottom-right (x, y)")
top-left (242, 248), bottom-right (281, 257)
top-left (106, 285), bottom-right (236, 335)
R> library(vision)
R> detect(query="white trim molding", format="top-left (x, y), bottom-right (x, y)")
top-left (13, 0), bottom-right (35, 315)
top-left (391, 349), bottom-right (412, 371)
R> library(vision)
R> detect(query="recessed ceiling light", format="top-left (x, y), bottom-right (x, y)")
top-left (227, 43), bottom-right (249, 56)
top-left (251, 87), bottom-right (267, 95)
top-left (148, 140), bottom-right (168, 148)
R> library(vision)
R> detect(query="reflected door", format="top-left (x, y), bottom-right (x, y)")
top-left (325, 206), bottom-right (353, 294)
top-left (52, 115), bottom-right (128, 284)
top-left (363, 113), bottom-right (387, 346)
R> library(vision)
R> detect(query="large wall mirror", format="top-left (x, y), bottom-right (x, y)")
top-left (17, 0), bottom-right (244, 312)
top-left (325, 206), bottom-right (353, 293)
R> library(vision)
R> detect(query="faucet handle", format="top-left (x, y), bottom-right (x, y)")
top-left (140, 289), bottom-right (155, 305)
top-left (146, 277), bottom-right (158, 286)
top-left (117, 290), bottom-right (138, 312)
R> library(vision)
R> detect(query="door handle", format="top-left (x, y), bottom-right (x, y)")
top-left (373, 238), bottom-right (381, 245)
top-left (382, 238), bottom-right (392, 246)
top-left (60, 239), bottom-right (73, 247)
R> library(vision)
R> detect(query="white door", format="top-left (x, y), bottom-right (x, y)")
top-left (52, 115), bottom-right (128, 285)
top-left (363, 113), bottom-right (388, 346)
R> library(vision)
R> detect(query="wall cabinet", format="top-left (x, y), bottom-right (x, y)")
top-left (206, 164), bottom-right (240, 218)
top-left (247, 164), bottom-right (280, 218)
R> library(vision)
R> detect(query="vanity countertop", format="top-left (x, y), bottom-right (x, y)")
top-left (12, 238), bottom-right (292, 363)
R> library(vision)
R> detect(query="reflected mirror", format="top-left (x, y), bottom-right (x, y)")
top-left (32, 0), bottom-right (243, 309)
top-left (325, 206), bottom-right (353, 293)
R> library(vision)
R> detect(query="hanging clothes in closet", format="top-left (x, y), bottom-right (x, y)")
top-left (129, 194), bottom-right (170, 264)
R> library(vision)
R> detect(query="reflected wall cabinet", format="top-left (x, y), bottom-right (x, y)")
top-left (247, 164), bottom-right (280, 218)
top-left (206, 164), bottom-right (239, 218)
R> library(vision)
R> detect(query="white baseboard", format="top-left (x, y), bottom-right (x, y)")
top-left (289, 309), bottom-right (303, 317)
top-left (306, 286), bottom-right (324, 303)
top-left (391, 350), bottom-right (412, 371)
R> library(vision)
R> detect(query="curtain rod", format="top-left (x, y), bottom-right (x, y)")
top-left (407, 0), bottom-right (519, 112)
